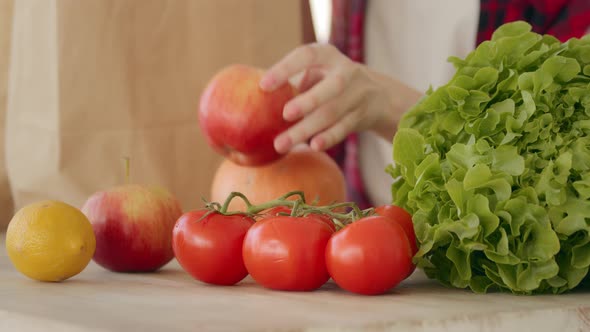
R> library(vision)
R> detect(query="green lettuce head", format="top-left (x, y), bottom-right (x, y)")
top-left (387, 21), bottom-right (590, 294)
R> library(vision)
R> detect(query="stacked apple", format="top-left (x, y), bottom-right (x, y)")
top-left (198, 64), bottom-right (347, 208)
top-left (198, 64), bottom-right (298, 166)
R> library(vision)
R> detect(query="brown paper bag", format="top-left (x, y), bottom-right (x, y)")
top-left (0, 0), bottom-right (14, 229)
top-left (5, 0), bottom-right (305, 215)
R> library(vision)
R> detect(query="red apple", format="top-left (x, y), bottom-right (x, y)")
top-left (81, 184), bottom-right (183, 272)
top-left (198, 64), bottom-right (297, 166)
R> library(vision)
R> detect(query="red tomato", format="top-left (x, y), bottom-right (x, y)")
top-left (261, 206), bottom-right (337, 232)
top-left (325, 216), bottom-right (413, 295)
top-left (374, 205), bottom-right (417, 279)
top-left (374, 205), bottom-right (418, 256)
top-left (172, 210), bottom-right (255, 286)
top-left (242, 215), bottom-right (333, 291)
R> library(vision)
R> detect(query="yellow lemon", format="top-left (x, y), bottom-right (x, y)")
top-left (5, 200), bottom-right (96, 282)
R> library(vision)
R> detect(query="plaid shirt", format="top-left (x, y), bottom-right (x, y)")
top-left (328, 0), bottom-right (590, 209)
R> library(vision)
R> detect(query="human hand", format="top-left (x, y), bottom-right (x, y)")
top-left (259, 43), bottom-right (422, 154)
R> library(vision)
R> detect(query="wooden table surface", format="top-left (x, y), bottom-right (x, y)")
top-left (1, 234), bottom-right (589, 332)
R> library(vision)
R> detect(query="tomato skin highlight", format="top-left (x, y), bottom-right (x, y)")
top-left (172, 210), bottom-right (255, 286)
top-left (325, 216), bottom-right (413, 295)
top-left (242, 216), bottom-right (334, 291)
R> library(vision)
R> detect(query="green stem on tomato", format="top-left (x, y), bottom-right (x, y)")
top-left (209, 202), bottom-right (222, 211)
top-left (220, 192), bottom-right (253, 214)
top-left (277, 190), bottom-right (307, 203)
top-left (329, 201), bottom-right (364, 221)
top-left (308, 201), bottom-right (366, 223)
top-left (332, 218), bottom-right (346, 230)
top-left (219, 190), bottom-right (309, 215)
top-left (290, 199), bottom-right (301, 217)
top-left (362, 207), bottom-right (377, 218)
top-left (245, 199), bottom-right (295, 215)
top-left (213, 190), bottom-right (367, 229)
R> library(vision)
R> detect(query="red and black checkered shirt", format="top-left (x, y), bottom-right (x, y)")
top-left (328, 0), bottom-right (590, 209)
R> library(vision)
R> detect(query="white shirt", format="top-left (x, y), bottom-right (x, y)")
top-left (360, 0), bottom-right (480, 206)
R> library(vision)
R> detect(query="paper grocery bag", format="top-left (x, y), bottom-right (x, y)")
top-left (5, 0), bottom-right (305, 215)
top-left (0, 0), bottom-right (14, 229)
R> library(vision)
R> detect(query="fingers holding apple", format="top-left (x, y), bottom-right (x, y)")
top-left (198, 64), bottom-right (299, 166)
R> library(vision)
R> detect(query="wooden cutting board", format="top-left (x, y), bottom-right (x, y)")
top-left (1, 234), bottom-right (589, 332)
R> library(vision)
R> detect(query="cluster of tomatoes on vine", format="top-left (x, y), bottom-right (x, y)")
top-left (171, 191), bottom-right (419, 296)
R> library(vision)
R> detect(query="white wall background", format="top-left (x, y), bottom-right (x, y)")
top-left (309, 0), bottom-right (332, 43)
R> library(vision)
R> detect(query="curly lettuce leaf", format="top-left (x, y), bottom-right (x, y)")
top-left (388, 21), bottom-right (590, 294)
